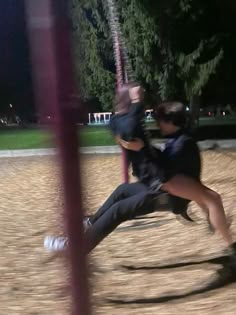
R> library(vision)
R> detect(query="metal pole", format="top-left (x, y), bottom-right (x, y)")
top-left (106, 0), bottom-right (129, 183)
top-left (114, 32), bottom-right (129, 183)
top-left (25, 1), bottom-right (91, 314)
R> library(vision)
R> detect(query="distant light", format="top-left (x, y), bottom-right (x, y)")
top-left (222, 111), bottom-right (225, 116)
top-left (9, 104), bottom-right (13, 108)
top-left (186, 107), bottom-right (189, 111)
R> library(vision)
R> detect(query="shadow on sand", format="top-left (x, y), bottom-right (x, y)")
top-left (107, 255), bottom-right (236, 305)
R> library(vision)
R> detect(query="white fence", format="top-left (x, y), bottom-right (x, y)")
top-left (88, 109), bottom-right (154, 125)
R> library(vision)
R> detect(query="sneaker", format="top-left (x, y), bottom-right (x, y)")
top-left (44, 236), bottom-right (68, 252)
top-left (83, 216), bottom-right (92, 231)
top-left (228, 242), bottom-right (236, 269)
top-left (220, 242), bottom-right (236, 274)
top-left (44, 217), bottom-right (92, 252)
top-left (209, 265), bottom-right (235, 288)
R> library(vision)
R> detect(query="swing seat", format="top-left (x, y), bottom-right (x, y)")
top-left (152, 192), bottom-right (195, 222)
top-left (152, 192), bottom-right (172, 210)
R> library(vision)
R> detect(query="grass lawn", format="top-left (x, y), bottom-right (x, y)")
top-left (0, 116), bottom-right (235, 150)
top-left (80, 126), bottom-right (115, 146)
top-left (0, 126), bottom-right (116, 150)
top-left (197, 116), bottom-right (236, 126)
top-left (0, 129), bottom-right (52, 150)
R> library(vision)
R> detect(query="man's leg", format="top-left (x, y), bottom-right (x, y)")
top-left (44, 183), bottom-right (149, 253)
top-left (85, 191), bottom-right (156, 253)
top-left (90, 182), bottom-right (148, 224)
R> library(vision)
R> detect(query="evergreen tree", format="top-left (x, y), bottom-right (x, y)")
top-left (69, 0), bottom-right (115, 111)
top-left (69, 0), bottom-right (232, 116)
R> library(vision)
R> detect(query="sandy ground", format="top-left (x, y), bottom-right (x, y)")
top-left (0, 151), bottom-right (236, 314)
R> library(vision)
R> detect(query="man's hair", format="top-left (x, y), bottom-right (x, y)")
top-left (155, 102), bottom-right (187, 127)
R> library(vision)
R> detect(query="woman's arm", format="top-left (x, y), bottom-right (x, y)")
top-left (118, 137), bottom-right (145, 151)
top-left (128, 86), bottom-right (145, 117)
top-left (129, 86), bottom-right (144, 104)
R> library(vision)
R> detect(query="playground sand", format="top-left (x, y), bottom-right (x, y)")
top-left (0, 152), bottom-right (236, 314)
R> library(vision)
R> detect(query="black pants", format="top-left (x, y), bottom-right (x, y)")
top-left (85, 182), bottom-right (157, 253)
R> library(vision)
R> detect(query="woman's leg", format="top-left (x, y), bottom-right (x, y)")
top-left (162, 175), bottom-right (233, 245)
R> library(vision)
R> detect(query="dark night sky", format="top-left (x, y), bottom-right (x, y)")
top-left (0, 1), bottom-right (33, 116)
top-left (0, 1), bottom-right (235, 117)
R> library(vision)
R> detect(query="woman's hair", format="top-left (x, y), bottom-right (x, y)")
top-left (155, 102), bottom-right (187, 127)
top-left (114, 82), bottom-right (139, 113)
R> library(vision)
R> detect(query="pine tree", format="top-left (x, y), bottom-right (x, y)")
top-left (69, 0), bottom-right (228, 115)
top-left (69, 0), bottom-right (115, 111)
top-left (176, 40), bottom-right (223, 126)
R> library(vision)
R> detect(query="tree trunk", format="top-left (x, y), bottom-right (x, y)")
top-left (189, 95), bottom-right (200, 130)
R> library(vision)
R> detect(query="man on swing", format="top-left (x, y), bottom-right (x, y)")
top-left (45, 85), bottom-right (236, 271)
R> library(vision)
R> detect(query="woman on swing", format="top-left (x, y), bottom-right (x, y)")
top-left (45, 83), bottom-right (236, 265)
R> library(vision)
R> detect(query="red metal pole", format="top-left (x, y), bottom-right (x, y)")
top-left (114, 32), bottom-right (123, 89)
top-left (25, 1), bottom-right (91, 314)
top-left (114, 33), bottom-right (129, 183)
